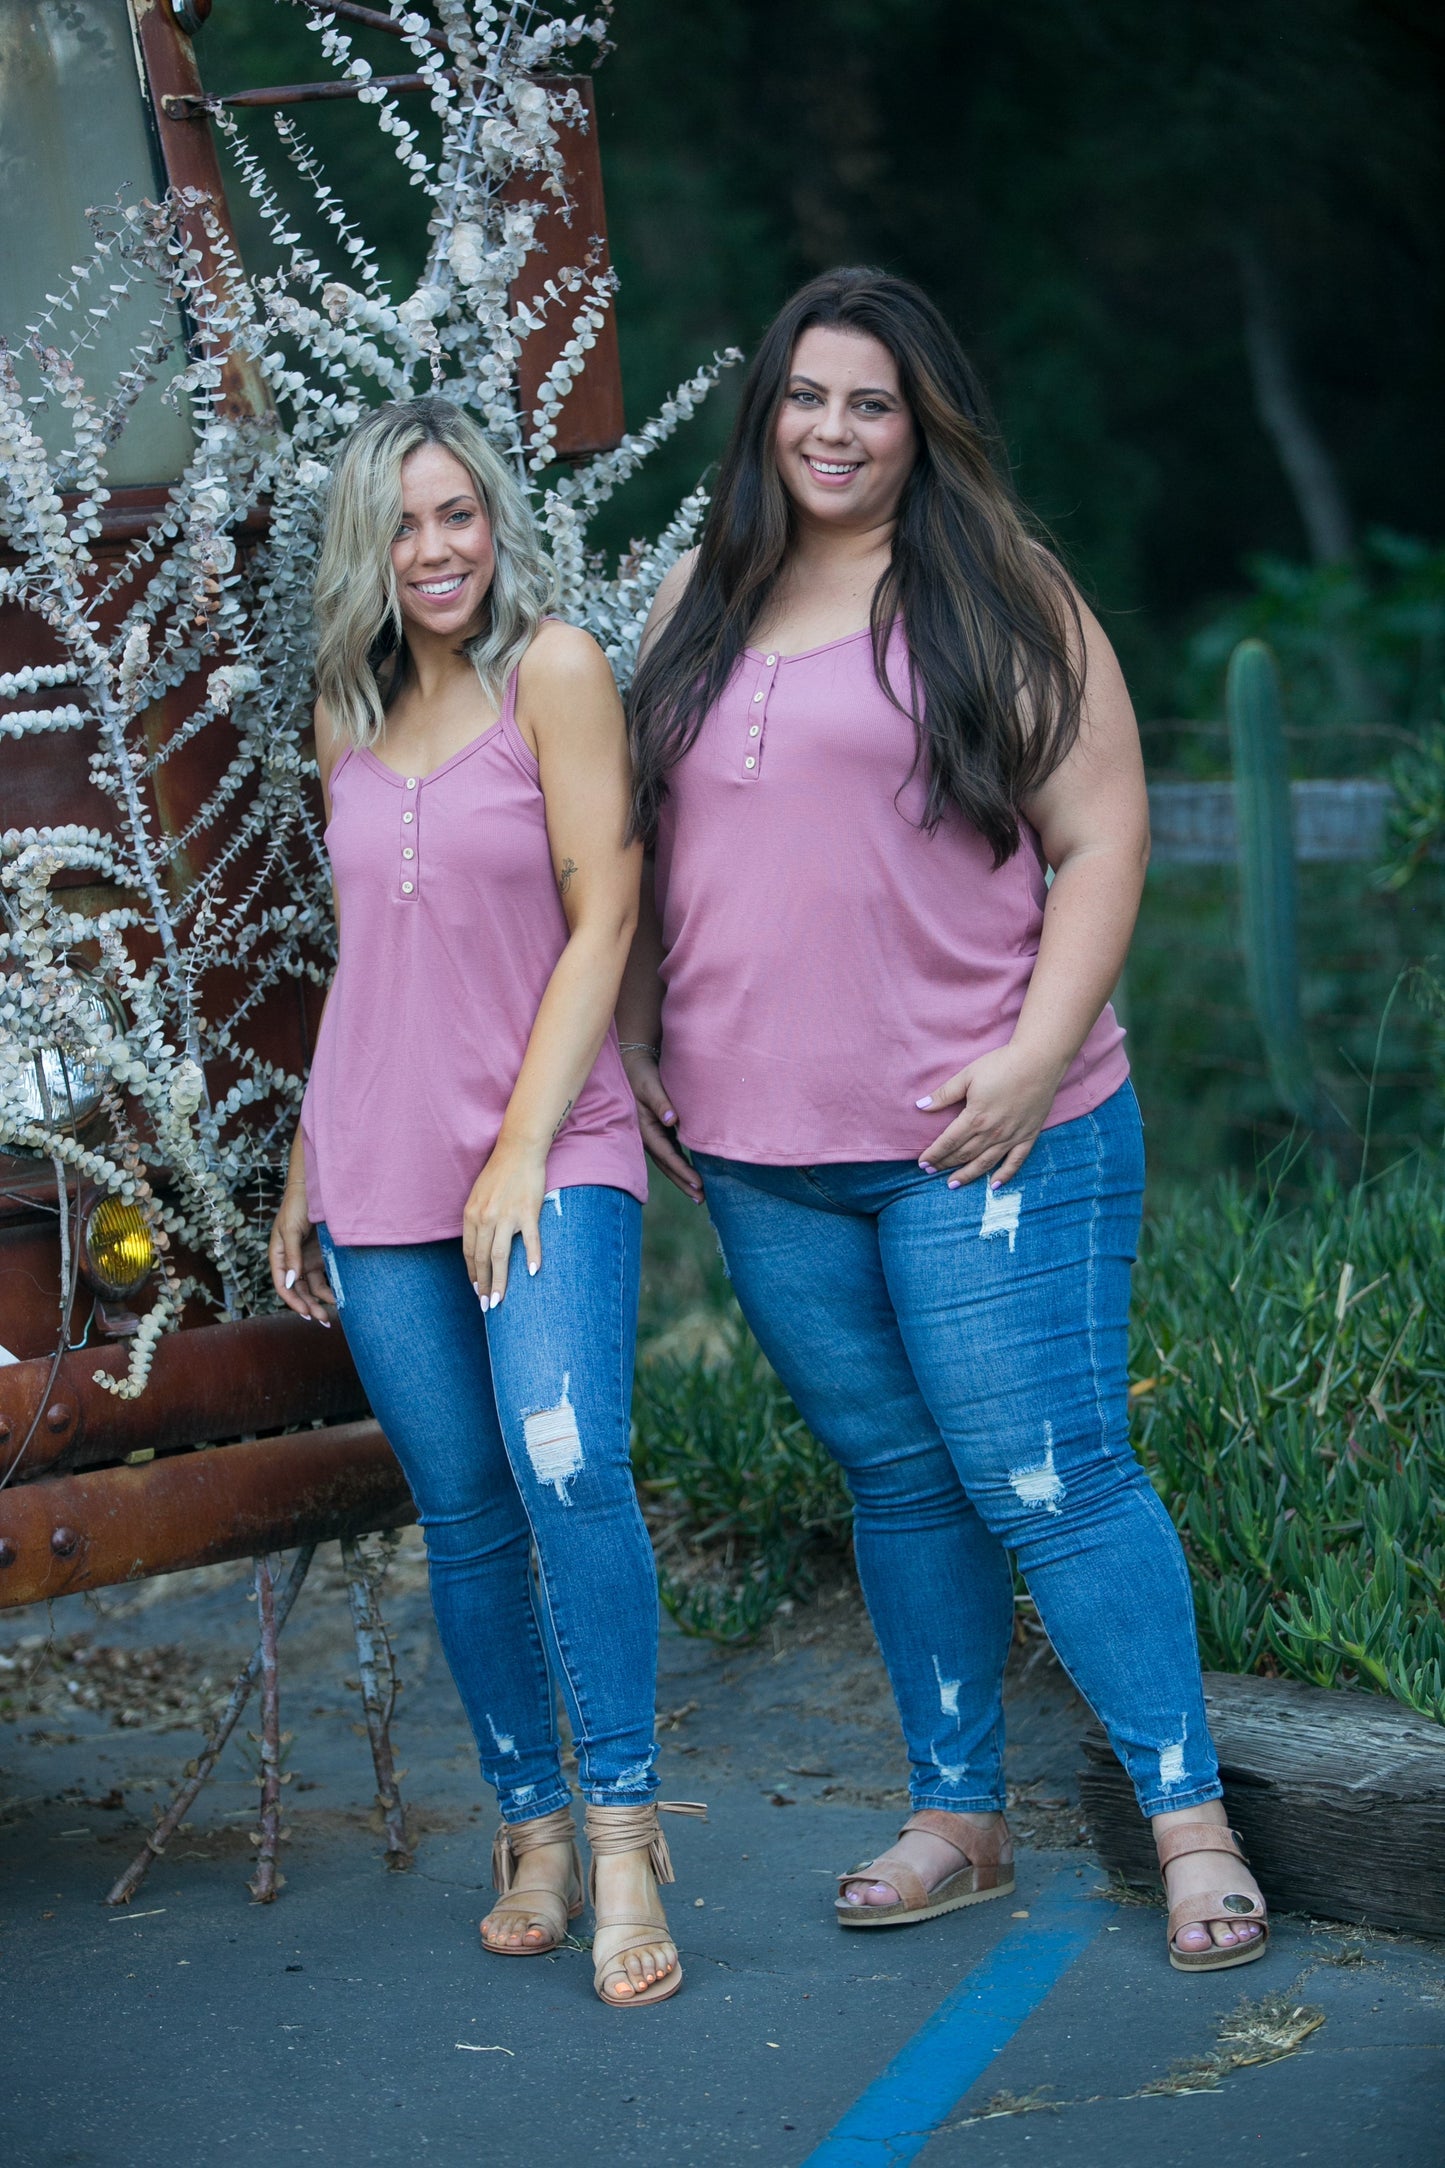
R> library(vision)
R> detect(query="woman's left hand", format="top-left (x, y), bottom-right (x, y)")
top-left (463, 1145), bottom-right (547, 1309)
top-left (916, 1042), bottom-right (1065, 1189)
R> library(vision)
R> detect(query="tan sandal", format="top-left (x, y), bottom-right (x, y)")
top-left (584, 1799), bottom-right (707, 2008)
top-left (1156, 1821), bottom-right (1269, 1973)
top-left (480, 1804), bottom-right (583, 1956)
top-left (835, 1808), bottom-right (1015, 1928)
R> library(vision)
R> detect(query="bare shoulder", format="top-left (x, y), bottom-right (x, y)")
top-left (519, 618), bottom-right (618, 700)
top-left (313, 694), bottom-right (346, 771)
top-left (653, 547), bottom-right (699, 614)
top-left (639, 547), bottom-right (699, 658)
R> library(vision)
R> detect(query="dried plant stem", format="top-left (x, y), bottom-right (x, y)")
top-left (248, 1553), bottom-right (285, 1901)
top-left (105, 1545), bottom-right (315, 1907)
top-left (342, 1534), bottom-right (411, 1868)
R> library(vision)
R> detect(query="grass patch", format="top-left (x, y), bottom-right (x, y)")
top-left (633, 1155), bottom-right (1444, 1724)
top-left (1133, 1154), bottom-right (1445, 1722)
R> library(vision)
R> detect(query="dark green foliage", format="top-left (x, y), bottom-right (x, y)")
top-left (1183, 534), bottom-right (1445, 763)
top-left (632, 1336), bottom-right (850, 1643)
top-left (1131, 1159), bottom-right (1445, 1724)
top-left (1225, 639), bottom-right (1317, 1123)
top-left (1380, 723), bottom-right (1445, 893)
top-left (635, 1158), bottom-right (1445, 1727)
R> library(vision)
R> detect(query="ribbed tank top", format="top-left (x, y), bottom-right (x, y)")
top-left (652, 621), bottom-right (1128, 1165)
top-left (301, 661), bottom-right (646, 1243)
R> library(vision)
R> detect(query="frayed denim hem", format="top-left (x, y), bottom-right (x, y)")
top-left (580, 1783), bottom-right (662, 1809)
top-left (497, 1783), bottom-right (574, 1825)
top-left (909, 1789), bottom-right (1008, 1815)
top-left (1135, 1780), bottom-right (1225, 1819)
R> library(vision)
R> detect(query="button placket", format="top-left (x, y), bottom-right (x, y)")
top-left (743, 656), bottom-right (777, 779)
top-left (400, 775), bottom-right (419, 898)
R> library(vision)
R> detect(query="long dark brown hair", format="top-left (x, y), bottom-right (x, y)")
top-left (628, 267), bottom-right (1084, 864)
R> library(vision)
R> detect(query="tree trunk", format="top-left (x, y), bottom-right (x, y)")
top-left (1238, 237), bottom-right (1356, 566)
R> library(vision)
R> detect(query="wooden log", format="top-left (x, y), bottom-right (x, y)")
top-left (1079, 1671), bottom-right (1445, 1940)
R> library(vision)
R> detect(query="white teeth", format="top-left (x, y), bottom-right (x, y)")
top-left (415, 575), bottom-right (464, 595)
top-left (807, 460), bottom-right (860, 475)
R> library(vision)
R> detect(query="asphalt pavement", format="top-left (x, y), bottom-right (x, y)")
top-left (2, 1543), bottom-right (1441, 2167)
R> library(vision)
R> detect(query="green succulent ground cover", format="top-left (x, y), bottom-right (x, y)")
top-left (632, 1158), bottom-right (1445, 1724)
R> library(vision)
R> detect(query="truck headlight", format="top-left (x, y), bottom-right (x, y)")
top-left (13, 973), bottom-right (125, 1129)
top-left (80, 1195), bottom-right (158, 1299)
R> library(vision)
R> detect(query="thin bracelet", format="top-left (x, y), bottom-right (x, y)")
top-left (618, 1041), bottom-right (660, 1058)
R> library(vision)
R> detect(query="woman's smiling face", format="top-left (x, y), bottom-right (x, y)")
top-left (391, 441), bottom-right (496, 640)
top-left (773, 324), bottom-right (918, 531)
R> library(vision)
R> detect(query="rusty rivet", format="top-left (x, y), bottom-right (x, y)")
top-left (45, 1402), bottom-right (75, 1433)
top-left (50, 1526), bottom-right (79, 1558)
top-left (0, 1538), bottom-right (16, 1568)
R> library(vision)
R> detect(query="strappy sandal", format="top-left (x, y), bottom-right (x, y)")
top-left (835, 1808), bottom-right (1015, 1928)
top-left (1156, 1820), bottom-right (1270, 1973)
top-left (479, 1804), bottom-right (583, 1956)
top-left (584, 1799), bottom-right (707, 2008)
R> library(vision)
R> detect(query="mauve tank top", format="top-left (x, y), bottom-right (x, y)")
top-left (652, 621), bottom-right (1129, 1164)
top-left (300, 661), bottom-right (646, 1243)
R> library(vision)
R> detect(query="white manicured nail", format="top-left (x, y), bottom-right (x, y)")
top-left (528, 1261), bottom-right (538, 1276)
top-left (489, 1291), bottom-right (502, 1309)
top-left (915, 1096), bottom-right (932, 1109)
top-left (284, 1269), bottom-right (296, 1289)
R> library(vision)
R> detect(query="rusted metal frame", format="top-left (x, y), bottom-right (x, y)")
top-left (163, 74), bottom-right (450, 118)
top-left (129, 0), bottom-right (269, 429)
top-left (0, 1311), bottom-right (366, 1485)
top-left (505, 76), bottom-right (625, 457)
top-left (0, 1181), bottom-right (84, 1494)
top-left (248, 1553), bottom-right (285, 1900)
top-left (105, 1541), bottom-right (317, 1906)
top-left (0, 1422), bottom-right (414, 1608)
top-left (341, 1534), bottom-right (412, 1868)
top-left (269, 0), bottom-right (449, 48)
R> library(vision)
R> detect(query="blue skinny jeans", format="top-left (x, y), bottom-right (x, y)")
top-left (317, 1186), bottom-right (660, 1822)
top-left (695, 1083), bottom-right (1222, 1820)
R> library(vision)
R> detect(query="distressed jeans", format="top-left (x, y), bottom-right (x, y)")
top-left (694, 1083), bottom-right (1223, 1819)
top-left (317, 1186), bottom-right (661, 1820)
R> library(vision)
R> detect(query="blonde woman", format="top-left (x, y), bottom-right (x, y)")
top-left (269, 397), bottom-right (697, 2008)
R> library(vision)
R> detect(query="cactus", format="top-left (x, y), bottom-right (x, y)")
top-left (1226, 638), bottom-right (1318, 1123)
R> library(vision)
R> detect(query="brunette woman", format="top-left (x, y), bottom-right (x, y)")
top-left (270, 396), bottom-right (699, 2008)
top-left (619, 271), bottom-right (1267, 1973)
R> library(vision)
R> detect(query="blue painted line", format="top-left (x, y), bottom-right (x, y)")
top-left (801, 1874), bottom-right (1108, 2167)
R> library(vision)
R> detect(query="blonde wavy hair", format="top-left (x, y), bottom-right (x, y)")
top-left (313, 396), bottom-right (555, 745)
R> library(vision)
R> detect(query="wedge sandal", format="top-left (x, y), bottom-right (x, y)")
top-left (584, 1799), bottom-right (707, 2008)
top-left (835, 1808), bottom-right (1015, 1928)
top-left (1156, 1820), bottom-right (1269, 1973)
top-left (479, 1804), bottom-right (583, 1956)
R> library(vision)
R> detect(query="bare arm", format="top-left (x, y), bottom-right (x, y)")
top-left (270, 698), bottom-right (348, 1322)
top-left (614, 549), bottom-right (706, 1200)
top-left (617, 860), bottom-right (703, 1201)
top-left (465, 622), bottom-right (642, 1303)
top-left (918, 594), bottom-right (1149, 1187)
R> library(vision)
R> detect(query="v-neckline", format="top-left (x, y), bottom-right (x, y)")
top-left (358, 718), bottom-right (503, 787)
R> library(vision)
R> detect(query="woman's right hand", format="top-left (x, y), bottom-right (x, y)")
top-left (269, 1183), bottom-right (336, 1324)
top-left (621, 1048), bottom-right (703, 1203)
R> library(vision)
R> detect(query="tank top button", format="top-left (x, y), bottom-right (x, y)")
top-left (749, 724), bottom-right (760, 736)
top-left (405, 777), bottom-right (417, 790)
top-left (753, 691), bottom-right (764, 703)
top-left (401, 881), bottom-right (414, 894)
top-left (745, 756), bottom-right (756, 769)
top-left (765, 655), bottom-right (777, 666)
top-left (403, 847), bottom-right (415, 860)
top-left (402, 810), bottom-right (414, 823)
